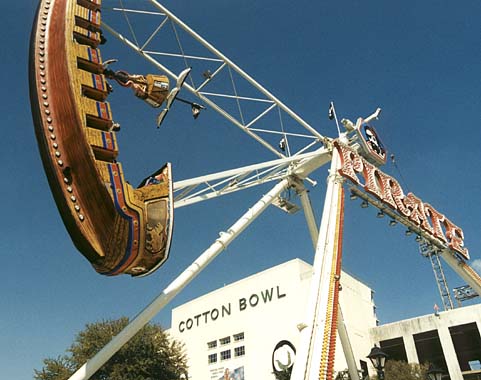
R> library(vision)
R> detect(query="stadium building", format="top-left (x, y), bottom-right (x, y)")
top-left (169, 259), bottom-right (481, 380)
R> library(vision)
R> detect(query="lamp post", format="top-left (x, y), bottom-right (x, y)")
top-left (367, 345), bottom-right (388, 380)
top-left (426, 364), bottom-right (444, 380)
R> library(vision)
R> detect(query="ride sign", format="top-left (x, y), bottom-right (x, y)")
top-left (334, 140), bottom-right (469, 261)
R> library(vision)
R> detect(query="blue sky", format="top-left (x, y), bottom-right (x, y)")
top-left (3, 1), bottom-right (481, 379)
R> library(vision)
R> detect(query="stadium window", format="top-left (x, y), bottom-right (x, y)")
top-left (208, 353), bottom-right (217, 364)
top-left (233, 332), bottom-right (244, 342)
top-left (220, 336), bottom-right (231, 345)
top-left (234, 346), bottom-right (245, 357)
top-left (220, 350), bottom-right (231, 361)
top-left (207, 340), bottom-right (217, 349)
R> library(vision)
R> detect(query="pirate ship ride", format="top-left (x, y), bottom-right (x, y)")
top-left (29, 0), bottom-right (175, 276)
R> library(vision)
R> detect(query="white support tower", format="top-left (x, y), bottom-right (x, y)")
top-left (291, 147), bottom-right (345, 380)
top-left (293, 178), bottom-right (360, 380)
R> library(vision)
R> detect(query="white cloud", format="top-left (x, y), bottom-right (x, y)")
top-left (471, 259), bottom-right (481, 274)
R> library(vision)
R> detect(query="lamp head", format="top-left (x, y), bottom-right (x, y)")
top-left (367, 345), bottom-right (388, 370)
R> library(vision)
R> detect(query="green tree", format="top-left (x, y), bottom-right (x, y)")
top-left (35, 317), bottom-right (187, 380)
top-left (372, 360), bottom-right (428, 380)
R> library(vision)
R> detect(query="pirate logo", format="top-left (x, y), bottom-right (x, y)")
top-left (363, 125), bottom-right (386, 161)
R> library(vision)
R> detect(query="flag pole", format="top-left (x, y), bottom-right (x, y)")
top-left (329, 101), bottom-right (342, 136)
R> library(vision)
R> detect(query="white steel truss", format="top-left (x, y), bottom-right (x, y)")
top-left (101, 0), bottom-right (332, 207)
top-left (173, 149), bottom-right (330, 208)
top-left (102, 0), bottom-right (327, 164)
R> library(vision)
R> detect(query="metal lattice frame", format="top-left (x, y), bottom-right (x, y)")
top-left (101, 0), bottom-right (332, 206)
top-left (453, 284), bottom-right (479, 306)
top-left (173, 150), bottom-right (326, 208)
top-left (102, 1), bottom-right (326, 155)
top-left (419, 241), bottom-right (454, 311)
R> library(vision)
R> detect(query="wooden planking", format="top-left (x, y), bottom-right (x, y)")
top-left (71, 34), bottom-right (118, 161)
top-left (85, 128), bottom-right (119, 161)
top-left (30, 0), bottom-right (118, 261)
top-left (75, 4), bottom-right (101, 32)
top-left (78, 70), bottom-right (109, 101)
top-left (77, 0), bottom-right (101, 12)
top-left (82, 98), bottom-right (113, 130)
top-left (73, 25), bottom-right (101, 48)
top-left (76, 45), bottom-right (103, 74)
top-left (30, 0), bottom-right (174, 276)
top-left (95, 160), bottom-right (116, 193)
top-left (70, 0), bottom-right (146, 275)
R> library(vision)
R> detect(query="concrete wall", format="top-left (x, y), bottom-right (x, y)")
top-left (169, 258), bottom-right (378, 380)
top-left (370, 303), bottom-right (481, 380)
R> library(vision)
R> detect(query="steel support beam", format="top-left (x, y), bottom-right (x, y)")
top-left (146, 0), bottom-right (325, 142)
top-left (296, 178), bottom-right (360, 380)
top-left (337, 306), bottom-right (360, 380)
top-left (67, 179), bottom-right (290, 380)
top-left (439, 249), bottom-right (481, 297)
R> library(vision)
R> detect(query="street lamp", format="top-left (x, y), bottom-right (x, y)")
top-left (367, 344), bottom-right (388, 380)
top-left (426, 364), bottom-right (444, 380)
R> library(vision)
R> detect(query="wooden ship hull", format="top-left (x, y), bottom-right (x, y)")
top-left (29, 0), bottom-right (174, 276)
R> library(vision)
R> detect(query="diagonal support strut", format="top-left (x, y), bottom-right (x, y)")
top-left (67, 178), bottom-right (290, 380)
